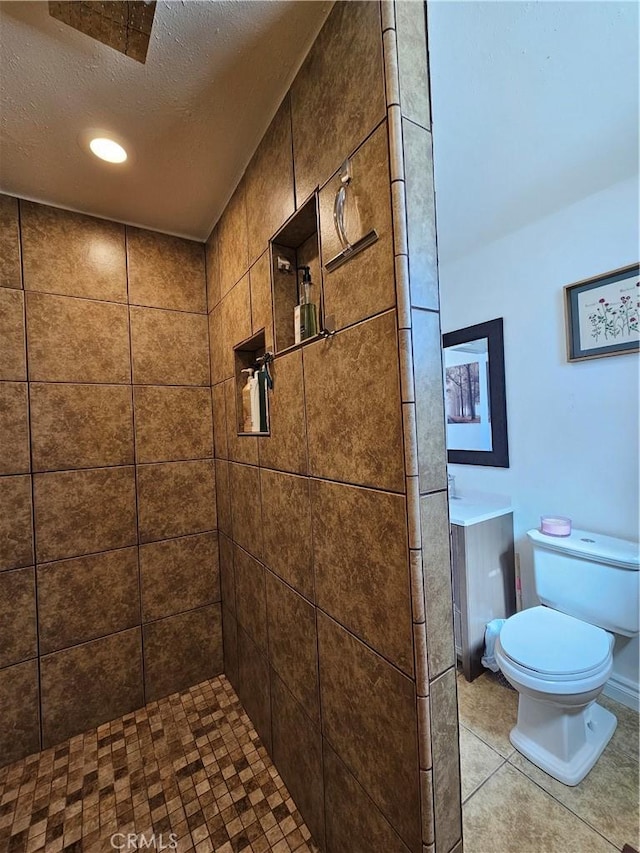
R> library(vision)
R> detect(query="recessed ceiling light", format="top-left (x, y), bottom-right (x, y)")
top-left (89, 137), bottom-right (127, 163)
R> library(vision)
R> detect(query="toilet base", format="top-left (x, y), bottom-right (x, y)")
top-left (510, 698), bottom-right (617, 786)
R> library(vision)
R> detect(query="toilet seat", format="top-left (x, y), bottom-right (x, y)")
top-left (498, 606), bottom-right (613, 680)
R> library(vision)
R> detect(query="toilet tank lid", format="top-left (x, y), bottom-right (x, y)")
top-left (527, 528), bottom-right (639, 570)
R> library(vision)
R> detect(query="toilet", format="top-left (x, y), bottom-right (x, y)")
top-left (495, 527), bottom-right (639, 786)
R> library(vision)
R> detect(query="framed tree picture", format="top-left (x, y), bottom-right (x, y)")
top-left (442, 317), bottom-right (509, 468)
top-left (564, 264), bottom-right (639, 362)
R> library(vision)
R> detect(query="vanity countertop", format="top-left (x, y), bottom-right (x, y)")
top-left (448, 491), bottom-right (512, 527)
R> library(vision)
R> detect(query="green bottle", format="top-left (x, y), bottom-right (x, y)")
top-left (298, 266), bottom-right (318, 340)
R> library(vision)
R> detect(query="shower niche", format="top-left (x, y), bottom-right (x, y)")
top-left (233, 329), bottom-right (270, 436)
top-left (269, 193), bottom-right (325, 354)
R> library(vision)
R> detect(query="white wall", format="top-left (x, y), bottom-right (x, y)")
top-left (440, 176), bottom-right (639, 707)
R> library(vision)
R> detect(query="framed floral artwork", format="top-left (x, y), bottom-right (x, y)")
top-left (564, 264), bottom-right (639, 362)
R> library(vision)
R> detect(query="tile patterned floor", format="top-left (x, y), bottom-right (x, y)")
top-left (458, 670), bottom-right (640, 853)
top-left (0, 675), bottom-right (320, 853)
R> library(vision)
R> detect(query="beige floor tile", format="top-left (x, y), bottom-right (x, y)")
top-left (463, 763), bottom-right (619, 853)
top-left (600, 694), bottom-right (639, 759)
top-left (456, 672), bottom-right (518, 758)
top-left (459, 726), bottom-right (505, 803)
top-left (509, 719), bottom-right (639, 851)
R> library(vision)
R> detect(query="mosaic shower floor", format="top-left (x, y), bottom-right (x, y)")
top-left (0, 675), bottom-right (319, 853)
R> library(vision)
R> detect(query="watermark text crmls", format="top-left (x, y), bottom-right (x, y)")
top-left (110, 832), bottom-right (178, 851)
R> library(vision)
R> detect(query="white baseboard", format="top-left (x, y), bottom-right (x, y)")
top-left (603, 672), bottom-right (639, 713)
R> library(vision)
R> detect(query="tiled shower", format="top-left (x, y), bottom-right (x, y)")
top-left (0, 3), bottom-right (462, 852)
top-left (0, 198), bottom-right (221, 759)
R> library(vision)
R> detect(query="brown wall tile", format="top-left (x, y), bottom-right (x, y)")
top-left (222, 607), bottom-right (238, 688)
top-left (21, 202), bottom-right (127, 302)
top-left (30, 383), bottom-right (133, 471)
top-left (245, 97), bottom-right (295, 266)
top-left (266, 572), bottom-right (319, 723)
top-left (225, 378), bottom-right (258, 465)
top-left (133, 385), bottom-right (213, 463)
top-left (0, 194), bottom-right (21, 289)
top-left (217, 180), bottom-right (248, 298)
top-left (219, 533), bottom-right (235, 613)
top-left (318, 613), bottom-right (421, 851)
top-left (420, 492), bottom-right (455, 679)
top-left (220, 274), bottom-right (252, 382)
top-left (304, 311), bottom-right (405, 492)
top-left (237, 626), bottom-right (271, 754)
top-left (290, 1), bottom-right (386, 204)
top-left (41, 628), bottom-right (143, 748)
top-left (395, 1), bottom-right (431, 129)
top-left (234, 544), bottom-right (267, 652)
top-left (324, 743), bottom-right (412, 853)
top-left (229, 463), bottom-right (262, 559)
top-left (34, 466), bottom-right (137, 563)
top-left (260, 469), bottom-right (313, 601)
top-left (209, 302), bottom-right (226, 385)
top-left (0, 288), bottom-right (26, 380)
top-left (404, 122), bottom-right (438, 310)
top-left (411, 309), bottom-right (447, 494)
top-left (0, 567), bottom-right (36, 668)
top-left (143, 604), bottom-right (223, 703)
top-left (258, 349), bottom-right (307, 475)
top-left (127, 227), bottom-right (206, 313)
top-left (249, 250), bottom-right (274, 351)
top-left (212, 382), bottom-right (228, 459)
top-left (0, 382), bottom-right (29, 475)
top-left (0, 660), bottom-right (40, 764)
top-left (209, 306), bottom-right (225, 386)
top-left (311, 479), bottom-right (413, 673)
top-left (205, 226), bottom-right (220, 311)
top-left (130, 306), bottom-right (210, 386)
top-left (271, 672), bottom-right (324, 847)
top-left (430, 668), bottom-right (461, 853)
top-left (215, 458), bottom-right (232, 537)
top-left (0, 475), bottom-right (33, 570)
top-left (137, 460), bottom-right (216, 543)
top-left (26, 292), bottom-right (130, 384)
top-left (37, 547), bottom-right (140, 654)
top-left (140, 532), bottom-right (220, 622)
top-left (319, 122), bottom-right (395, 331)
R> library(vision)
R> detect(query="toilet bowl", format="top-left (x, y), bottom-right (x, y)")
top-left (495, 606), bottom-right (616, 785)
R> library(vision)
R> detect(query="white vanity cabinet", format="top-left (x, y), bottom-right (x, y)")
top-left (449, 496), bottom-right (516, 681)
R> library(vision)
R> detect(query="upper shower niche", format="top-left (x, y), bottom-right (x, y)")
top-left (269, 193), bottom-right (324, 354)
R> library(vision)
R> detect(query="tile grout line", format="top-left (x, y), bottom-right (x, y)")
top-left (16, 198), bottom-right (44, 753)
top-left (502, 753), bottom-right (626, 851)
top-left (124, 226), bottom-right (147, 707)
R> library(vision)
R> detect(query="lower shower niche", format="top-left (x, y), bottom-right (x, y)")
top-left (233, 329), bottom-right (271, 436)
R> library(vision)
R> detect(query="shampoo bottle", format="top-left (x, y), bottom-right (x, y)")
top-left (240, 369), bottom-right (254, 432)
top-left (249, 369), bottom-right (260, 432)
top-left (257, 365), bottom-right (268, 433)
top-left (298, 266), bottom-right (318, 341)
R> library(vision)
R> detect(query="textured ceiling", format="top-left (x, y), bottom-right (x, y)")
top-left (3, 1), bottom-right (635, 255)
top-left (428, 1), bottom-right (639, 263)
top-left (0, 0), bottom-right (331, 240)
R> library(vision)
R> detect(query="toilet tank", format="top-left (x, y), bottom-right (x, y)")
top-left (527, 528), bottom-right (640, 636)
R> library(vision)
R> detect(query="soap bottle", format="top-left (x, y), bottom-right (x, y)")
top-left (298, 266), bottom-right (318, 341)
top-left (240, 369), bottom-right (254, 432)
top-left (249, 369), bottom-right (260, 432)
top-left (257, 364), bottom-right (268, 433)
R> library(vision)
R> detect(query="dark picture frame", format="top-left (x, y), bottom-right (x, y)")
top-left (442, 317), bottom-right (509, 468)
top-left (564, 264), bottom-right (639, 362)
